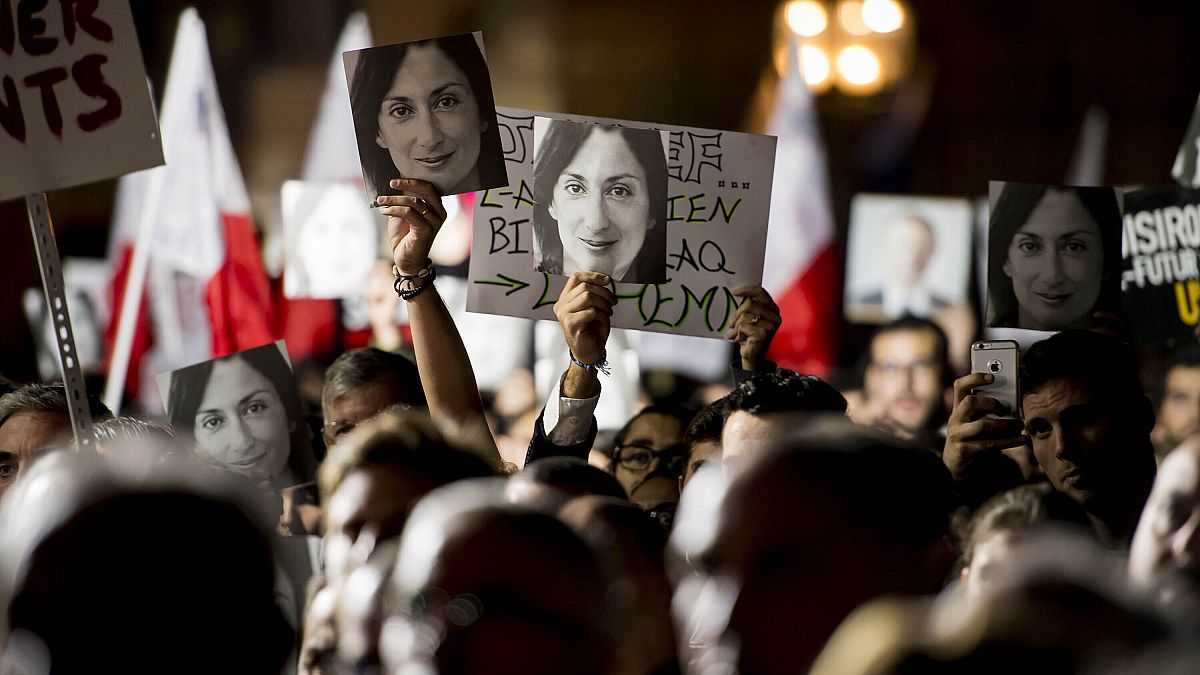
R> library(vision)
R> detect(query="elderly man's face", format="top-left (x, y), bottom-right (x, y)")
top-left (1130, 440), bottom-right (1200, 606)
top-left (323, 382), bottom-right (405, 448)
top-left (0, 411), bottom-right (71, 502)
top-left (886, 217), bottom-right (935, 287)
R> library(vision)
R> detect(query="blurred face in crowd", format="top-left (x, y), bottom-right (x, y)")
top-left (324, 465), bottom-right (434, 583)
top-left (193, 357), bottom-right (291, 483)
top-left (885, 217), bottom-right (935, 288)
top-left (1130, 440), bottom-right (1200, 606)
top-left (865, 328), bottom-right (946, 433)
top-left (0, 411), bottom-right (70, 501)
top-left (1003, 190), bottom-right (1105, 331)
top-left (383, 511), bottom-right (610, 675)
top-left (375, 43), bottom-right (483, 195)
top-left (1022, 377), bottom-right (1125, 510)
top-left (681, 439), bottom-right (720, 491)
top-left (614, 412), bottom-right (686, 508)
top-left (721, 410), bottom-right (792, 460)
top-left (671, 460), bottom-right (932, 674)
top-left (549, 127), bottom-right (653, 280)
top-left (960, 530), bottom-right (1020, 609)
top-left (1156, 365), bottom-right (1200, 451)
top-left (323, 379), bottom-right (405, 448)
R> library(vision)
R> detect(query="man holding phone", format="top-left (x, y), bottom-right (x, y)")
top-left (944, 330), bottom-right (1156, 546)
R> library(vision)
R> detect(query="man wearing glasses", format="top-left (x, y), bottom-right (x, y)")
top-left (608, 403), bottom-right (695, 519)
top-left (858, 316), bottom-right (951, 442)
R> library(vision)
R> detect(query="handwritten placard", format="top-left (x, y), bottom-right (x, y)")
top-left (0, 0), bottom-right (162, 201)
top-left (467, 107), bottom-right (777, 338)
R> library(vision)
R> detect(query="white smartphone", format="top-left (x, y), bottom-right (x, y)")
top-left (970, 340), bottom-right (1020, 415)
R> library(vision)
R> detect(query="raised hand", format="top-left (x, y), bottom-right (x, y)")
top-left (554, 271), bottom-right (616, 398)
top-left (376, 178), bottom-right (448, 276)
top-left (726, 285), bottom-right (782, 372)
top-left (943, 372), bottom-right (1028, 480)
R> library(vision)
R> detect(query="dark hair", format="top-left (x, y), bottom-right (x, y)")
top-left (725, 369), bottom-right (848, 417)
top-left (348, 34), bottom-right (505, 199)
top-left (683, 396), bottom-right (730, 449)
top-left (519, 456), bottom-right (628, 500)
top-left (1020, 330), bottom-right (1143, 408)
top-left (166, 343), bottom-right (316, 485)
top-left (532, 120), bottom-right (669, 284)
top-left (0, 382), bottom-right (112, 428)
top-left (871, 315), bottom-right (952, 386)
top-left (322, 347), bottom-right (426, 409)
top-left (317, 410), bottom-right (496, 504)
top-left (987, 183), bottom-right (1122, 328)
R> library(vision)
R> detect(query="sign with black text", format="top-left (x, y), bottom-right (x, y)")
top-left (1121, 185), bottom-right (1200, 343)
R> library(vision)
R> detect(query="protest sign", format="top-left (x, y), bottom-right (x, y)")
top-left (0, 0), bottom-right (162, 201)
top-left (282, 180), bottom-right (384, 299)
top-left (467, 107), bottom-right (777, 339)
top-left (342, 32), bottom-right (508, 200)
top-left (844, 194), bottom-right (973, 324)
top-left (1121, 185), bottom-right (1200, 343)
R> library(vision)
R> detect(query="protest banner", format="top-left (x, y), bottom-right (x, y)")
top-left (1121, 185), bottom-right (1200, 343)
top-left (3, 0), bottom-right (162, 444)
top-left (0, 0), bottom-right (162, 200)
top-left (467, 107), bottom-right (777, 339)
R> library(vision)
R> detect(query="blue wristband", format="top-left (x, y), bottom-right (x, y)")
top-left (569, 349), bottom-right (610, 376)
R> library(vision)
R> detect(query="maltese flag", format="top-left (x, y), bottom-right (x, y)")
top-left (761, 39), bottom-right (839, 376)
top-left (105, 8), bottom-right (274, 411)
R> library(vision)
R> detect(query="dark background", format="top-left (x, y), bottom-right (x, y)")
top-left (2, 0), bottom-right (1198, 382)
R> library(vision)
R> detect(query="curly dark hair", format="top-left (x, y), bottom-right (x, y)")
top-left (725, 369), bottom-right (848, 416)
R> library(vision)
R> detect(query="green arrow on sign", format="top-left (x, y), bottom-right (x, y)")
top-left (473, 274), bottom-right (530, 296)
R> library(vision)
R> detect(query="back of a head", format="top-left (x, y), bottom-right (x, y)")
top-left (0, 451), bottom-right (291, 675)
top-left (322, 347), bottom-right (426, 409)
top-left (726, 369), bottom-right (848, 416)
top-left (1021, 330), bottom-right (1141, 405)
top-left (518, 456), bottom-right (627, 502)
top-left (684, 396), bottom-right (730, 448)
top-left (91, 416), bottom-right (178, 456)
top-left (0, 383), bottom-right (113, 427)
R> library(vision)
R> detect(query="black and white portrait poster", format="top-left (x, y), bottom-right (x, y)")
top-left (466, 107), bottom-right (777, 339)
top-left (1121, 185), bottom-right (1200, 343)
top-left (986, 181), bottom-right (1123, 332)
top-left (531, 117), bottom-right (670, 285)
top-left (282, 181), bottom-right (385, 299)
top-left (844, 194), bottom-right (973, 324)
top-left (343, 32), bottom-right (508, 200)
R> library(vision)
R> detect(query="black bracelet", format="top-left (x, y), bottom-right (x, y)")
top-left (569, 348), bottom-right (610, 376)
top-left (393, 259), bottom-right (436, 301)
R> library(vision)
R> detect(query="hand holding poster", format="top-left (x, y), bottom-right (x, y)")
top-left (0, 0), bottom-right (162, 200)
top-left (1121, 185), bottom-right (1200, 343)
top-left (467, 107), bottom-right (777, 339)
top-left (985, 181), bottom-right (1123, 332)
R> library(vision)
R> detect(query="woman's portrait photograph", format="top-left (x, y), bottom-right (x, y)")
top-left (344, 32), bottom-right (508, 200)
top-left (158, 341), bottom-right (316, 493)
top-left (986, 181), bottom-right (1123, 332)
top-left (282, 180), bottom-right (383, 299)
top-left (531, 117), bottom-right (669, 284)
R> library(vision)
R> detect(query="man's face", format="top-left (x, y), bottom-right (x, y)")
top-left (1130, 441), bottom-right (1200, 605)
top-left (0, 411), bottom-right (71, 502)
top-left (1156, 366), bottom-right (1200, 450)
top-left (1022, 377), bottom-right (1124, 508)
top-left (864, 329), bottom-right (945, 433)
top-left (885, 217), bottom-right (935, 287)
top-left (323, 382), bottom-right (405, 447)
top-left (324, 466), bottom-right (434, 583)
top-left (613, 413), bottom-right (686, 500)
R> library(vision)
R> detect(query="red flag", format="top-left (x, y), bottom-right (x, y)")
top-left (762, 39), bottom-right (839, 376)
top-left (106, 8), bottom-right (273, 410)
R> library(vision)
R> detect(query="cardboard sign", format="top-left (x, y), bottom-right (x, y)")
top-left (0, 0), bottom-right (162, 200)
top-left (342, 32), bottom-right (508, 200)
top-left (985, 181), bottom-right (1123, 332)
top-left (467, 107), bottom-right (777, 339)
top-left (282, 180), bottom-right (385, 299)
top-left (844, 194), bottom-right (973, 324)
top-left (1121, 185), bottom-right (1200, 343)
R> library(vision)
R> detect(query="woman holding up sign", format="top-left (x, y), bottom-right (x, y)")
top-left (533, 119), bottom-right (669, 284)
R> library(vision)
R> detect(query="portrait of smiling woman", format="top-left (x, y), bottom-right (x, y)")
top-left (532, 118), bottom-right (669, 284)
top-left (347, 32), bottom-right (507, 200)
top-left (986, 182), bottom-right (1123, 331)
top-left (164, 342), bottom-right (316, 492)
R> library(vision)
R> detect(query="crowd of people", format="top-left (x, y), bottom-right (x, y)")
top-left (2, 178), bottom-right (1200, 675)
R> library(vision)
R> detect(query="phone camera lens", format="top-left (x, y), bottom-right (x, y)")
top-left (988, 360), bottom-right (1002, 374)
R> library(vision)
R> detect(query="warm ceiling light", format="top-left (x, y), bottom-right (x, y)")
top-left (837, 45), bottom-right (881, 86)
top-left (837, 0), bottom-right (870, 36)
top-left (862, 0), bottom-right (904, 33)
top-left (785, 0), bottom-right (828, 37)
top-left (800, 44), bottom-right (831, 87)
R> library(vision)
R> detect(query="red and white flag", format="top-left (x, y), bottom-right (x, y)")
top-left (105, 8), bottom-right (274, 411)
top-left (761, 39), bottom-right (839, 376)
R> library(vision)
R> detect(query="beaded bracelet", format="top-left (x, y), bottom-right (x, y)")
top-left (569, 348), bottom-right (610, 376)
top-left (393, 259), bottom-right (436, 301)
